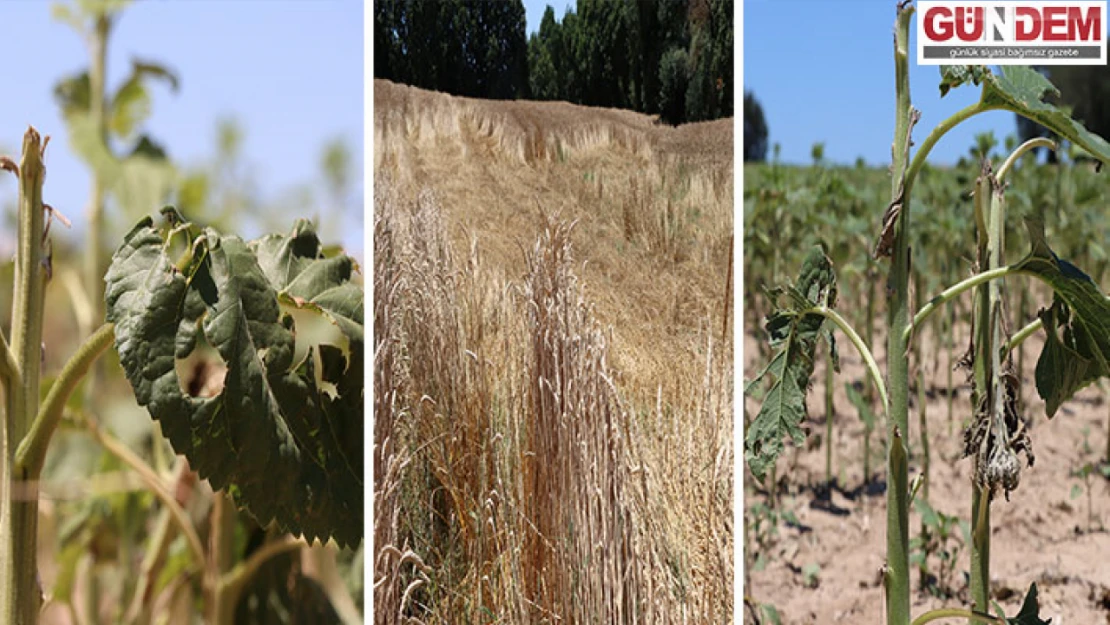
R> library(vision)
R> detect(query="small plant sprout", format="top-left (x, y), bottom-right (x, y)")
top-left (910, 498), bottom-right (968, 599)
top-left (802, 563), bottom-right (821, 589)
top-left (745, 2), bottom-right (1110, 624)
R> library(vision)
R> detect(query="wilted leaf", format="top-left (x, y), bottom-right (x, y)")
top-left (746, 246), bottom-right (837, 481)
top-left (981, 66), bottom-right (1110, 165)
top-left (1007, 583), bottom-right (1050, 625)
top-left (110, 72), bottom-right (150, 139)
top-left (937, 66), bottom-right (1110, 164)
top-left (939, 64), bottom-right (989, 97)
top-left (1013, 219), bottom-right (1110, 417)
top-left (105, 210), bottom-right (363, 547)
top-left (110, 59), bottom-right (180, 138)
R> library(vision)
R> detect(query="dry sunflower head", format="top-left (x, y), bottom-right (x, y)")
top-left (963, 363), bottom-right (1033, 501)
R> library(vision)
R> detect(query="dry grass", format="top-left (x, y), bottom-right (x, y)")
top-left (522, 215), bottom-right (659, 621)
top-left (373, 80), bottom-right (732, 623)
top-left (373, 79), bottom-right (731, 402)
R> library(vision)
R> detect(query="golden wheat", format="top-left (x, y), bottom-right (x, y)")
top-left (373, 79), bottom-right (733, 623)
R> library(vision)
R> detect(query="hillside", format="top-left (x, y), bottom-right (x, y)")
top-left (374, 79), bottom-right (734, 623)
top-left (375, 79), bottom-right (732, 397)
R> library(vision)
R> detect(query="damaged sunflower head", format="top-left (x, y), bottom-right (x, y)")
top-left (962, 362), bottom-right (1034, 501)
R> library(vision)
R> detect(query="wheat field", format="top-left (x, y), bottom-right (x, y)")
top-left (374, 79), bottom-right (733, 623)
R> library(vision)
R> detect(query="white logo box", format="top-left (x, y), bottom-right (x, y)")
top-left (917, 1), bottom-right (1107, 65)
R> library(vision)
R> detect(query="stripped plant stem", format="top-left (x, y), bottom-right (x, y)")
top-left (1, 128), bottom-right (49, 624)
top-left (883, 7), bottom-right (915, 623)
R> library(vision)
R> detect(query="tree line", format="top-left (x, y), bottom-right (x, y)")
top-left (373, 0), bottom-right (733, 126)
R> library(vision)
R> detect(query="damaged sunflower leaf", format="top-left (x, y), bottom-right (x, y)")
top-left (938, 64), bottom-right (990, 97)
top-left (104, 209), bottom-right (364, 547)
top-left (981, 66), bottom-right (1110, 166)
top-left (746, 245), bottom-right (837, 482)
top-left (1012, 218), bottom-right (1110, 418)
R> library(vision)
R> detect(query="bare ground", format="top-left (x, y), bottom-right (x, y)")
top-left (744, 320), bottom-right (1110, 624)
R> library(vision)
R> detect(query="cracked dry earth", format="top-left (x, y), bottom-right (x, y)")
top-left (743, 325), bottom-right (1110, 624)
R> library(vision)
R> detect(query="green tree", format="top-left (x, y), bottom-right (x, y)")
top-left (685, 29), bottom-right (714, 122)
top-left (744, 91), bottom-right (768, 162)
top-left (684, 0), bottom-right (733, 122)
top-left (575, 0), bottom-right (633, 108)
top-left (373, 0), bottom-right (399, 81)
top-left (470, 0), bottom-right (529, 99)
top-left (659, 47), bottom-right (689, 126)
top-left (372, 0), bottom-right (528, 100)
top-left (527, 6), bottom-right (561, 100)
top-left (709, 0), bottom-right (734, 117)
top-left (560, 7), bottom-right (585, 103)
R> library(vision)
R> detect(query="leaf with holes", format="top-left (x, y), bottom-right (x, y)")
top-left (939, 65), bottom-right (1110, 164)
top-left (105, 209), bottom-right (363, 547)
top-left (981, 66), bottom-right (1110, 165)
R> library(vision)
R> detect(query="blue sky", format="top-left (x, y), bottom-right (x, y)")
top-left (0, 1), bottom-right (362, 255)
top-left (745, 1), bottom-right (1018, 167)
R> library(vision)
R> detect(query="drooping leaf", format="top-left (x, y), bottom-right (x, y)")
top-left (105, 210), bottom-right (364, 547)
top-left (109, 72), bottom-right (150, 139)
top-left (110, 59), bottom-right (180, 139)
top-left (1033, 301), bottom-right (1105, 418)
top-left (980, 66), bottom-right (1110, 166)
top-left (937, 65), bottom-right (1110, 164)
top-left (1012, 219), bottom-right (1110, 417)
top-left (746, 246), bottom-right (837, 482)
top-left (1007, 583), bottom-right (1050, 625)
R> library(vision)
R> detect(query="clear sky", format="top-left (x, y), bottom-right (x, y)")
top-left (0, 1), bottom-right (363, 255)
top-left (745, 1), bottom-right (1017, 167)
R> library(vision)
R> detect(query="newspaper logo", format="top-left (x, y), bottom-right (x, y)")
top-left (918, 1), bottom-right (1107, 65)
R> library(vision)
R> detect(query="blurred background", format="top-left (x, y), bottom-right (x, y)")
top-left (0, 0), bottom-right (363, 260)
top-left (0, 1), bottom-right (363, 623)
